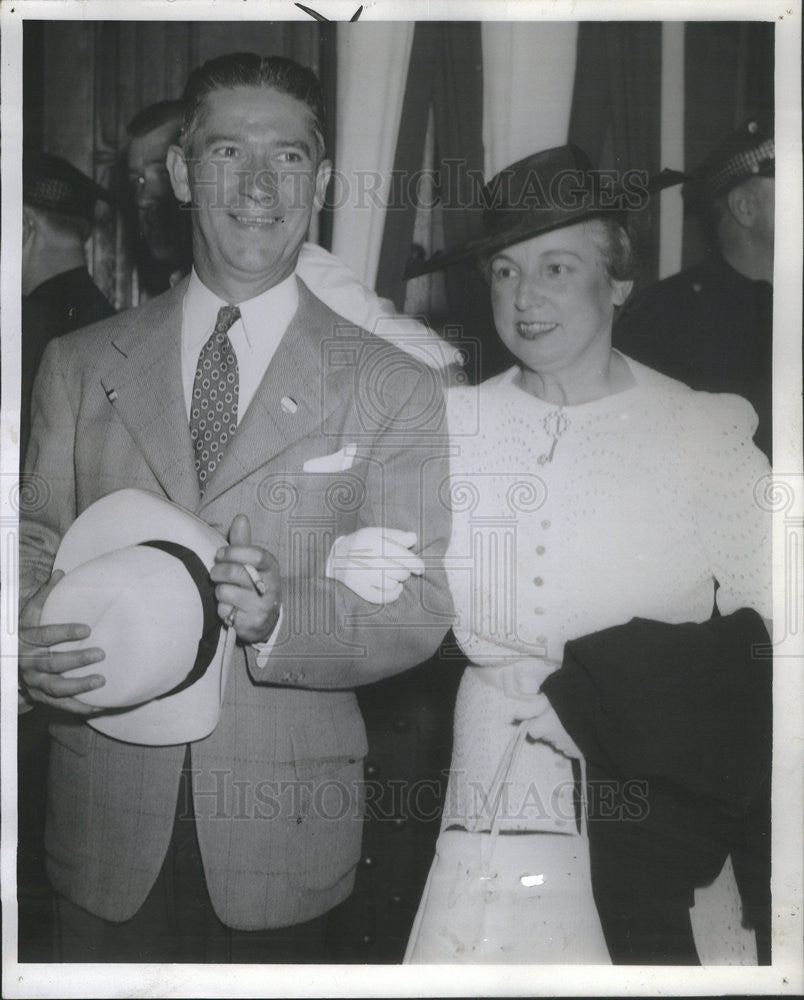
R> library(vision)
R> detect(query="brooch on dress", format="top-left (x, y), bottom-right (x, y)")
top-left (538, 408), bottom-right (569, 465)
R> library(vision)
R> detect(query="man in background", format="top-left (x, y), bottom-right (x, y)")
top-left (615, 114), bottom-right (774, 459)
top-left (125, 100), bottom-right (193, 292)
top-left (21, 152), bottom-right (115, 458)
top-left (22, 151), bottom-right (115, 330)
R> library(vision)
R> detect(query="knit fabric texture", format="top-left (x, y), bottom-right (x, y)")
top-left (442, 355), bottom-right (771, 832)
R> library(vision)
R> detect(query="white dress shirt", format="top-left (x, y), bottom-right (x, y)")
top-left (181, 267), bottom-right (298, 419)
top-left (182, 268), bottom-right (296, 654)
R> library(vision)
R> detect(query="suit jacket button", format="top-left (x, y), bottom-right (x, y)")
top-left (361, 854), bottom-right (375, 867)
top-left (392, 718), bottom-right (411, 734)
top-left (390, 893), bottom-right (404, 906)
top-left (365, 762), bottom-right (381, 778)
top-left (391, 816), bottom-right (407, 831)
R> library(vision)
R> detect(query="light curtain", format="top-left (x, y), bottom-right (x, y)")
top-left (481, 22), bottom-right (579, 180)
top-left (331, 23), bottom-right (415, 289)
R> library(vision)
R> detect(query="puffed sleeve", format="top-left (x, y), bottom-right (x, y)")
top-left (687, 392), bottom-right (772, 619)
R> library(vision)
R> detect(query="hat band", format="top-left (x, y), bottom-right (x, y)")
top-left (140, 540), bottom-right (222, 698)
top-left (705, 137), bottom-right (775, 199)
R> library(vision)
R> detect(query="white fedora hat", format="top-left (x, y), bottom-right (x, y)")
top-left (39, 489), bottom-right (235, 746)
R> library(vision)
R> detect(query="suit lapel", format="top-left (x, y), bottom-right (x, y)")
top-left (100, 279), bottom-right (201, 511)
top-left (200, 281), bottom-right (345, 508)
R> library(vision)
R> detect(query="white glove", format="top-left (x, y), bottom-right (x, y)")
top-left (325, 527), bottom-right (424, 604)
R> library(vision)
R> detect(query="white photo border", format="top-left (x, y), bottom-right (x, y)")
top-left (1, 1), bottom-right (801, 997)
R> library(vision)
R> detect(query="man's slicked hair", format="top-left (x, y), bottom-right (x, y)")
top-left (179, 52), bottom-right (326, 159)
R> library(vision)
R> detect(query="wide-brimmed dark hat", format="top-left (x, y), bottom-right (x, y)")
top-left (405, 144), bottom-right (686, 278)
top-left (683, 112), bottom-right (774, 208)
top-left (23, 150), bottom-right (114, 222)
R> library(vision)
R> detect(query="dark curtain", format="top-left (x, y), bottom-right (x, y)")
top-left (22, 22), bottom-right (45, 150)
top-left (682, 22), bottom-right (774, 266)
top-left (317, 22), bottom-right (338, 252)
top-left (375, 22), bottom-right (489, 343)
top-left (567, 22), bottom-right (663, 288)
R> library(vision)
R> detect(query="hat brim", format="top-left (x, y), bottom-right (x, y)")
top-left (52, 489), bottom-right (234, 746)
top-left (42, 545), bottom-right (208, 708)
top-left (405, 205), bottom-right (612, 278)
top-left (405, 168), bottom-right (688, 279)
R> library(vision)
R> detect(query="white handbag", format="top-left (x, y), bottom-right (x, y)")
top-left (404, 721), bottom-right (610, 964)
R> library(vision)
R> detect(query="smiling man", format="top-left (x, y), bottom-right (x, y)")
top-left (169, 82), bottom-right (331, 298)
top-left (18, 53), bottom-right (452, 963)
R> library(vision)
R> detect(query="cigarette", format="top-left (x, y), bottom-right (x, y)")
top-left (243, 563), bottom-right (267, 596)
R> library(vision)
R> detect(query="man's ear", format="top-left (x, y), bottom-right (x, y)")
top-left (313, 159), bottom-right (332, 212)
top-left (166, 144), bottom-right (192, 203)
top-left (725, 183), bottom-right (756, 228)
top-left (611, 278), bottom-right (634, 308)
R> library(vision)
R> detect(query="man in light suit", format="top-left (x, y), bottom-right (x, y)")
top-left (18, 52), bottom-right (452, 963)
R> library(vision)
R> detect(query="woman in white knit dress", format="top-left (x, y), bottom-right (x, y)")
top-left (329, 146), bottom-right (771, 965)
top-left (410, 350), bottom-right (770, 965)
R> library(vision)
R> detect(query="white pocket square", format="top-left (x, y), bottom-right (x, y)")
top-left (302, 443), bottom-right (358, 473)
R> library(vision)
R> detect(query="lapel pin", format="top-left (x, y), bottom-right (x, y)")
top-left (105, 388), bottom-right (118, 403)
top-left (281, 396), bottom-right (298, 414)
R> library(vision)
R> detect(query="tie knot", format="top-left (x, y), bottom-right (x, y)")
top-left (215, 304), bottom-right (241, 335)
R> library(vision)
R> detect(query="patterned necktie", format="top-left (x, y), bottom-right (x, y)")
top-left (190, 304), bottom-right (240, 492)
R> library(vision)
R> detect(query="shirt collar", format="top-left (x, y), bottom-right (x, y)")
top-left (183, 268), bottom-right (299, 353)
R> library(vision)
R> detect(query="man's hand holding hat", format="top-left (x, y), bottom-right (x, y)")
top-left (19, 490), bottom-right (244, 744)
top-left (211, 515), bottom-right (282, 644)
top-left (19, 571), bottom-right (106, 715)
